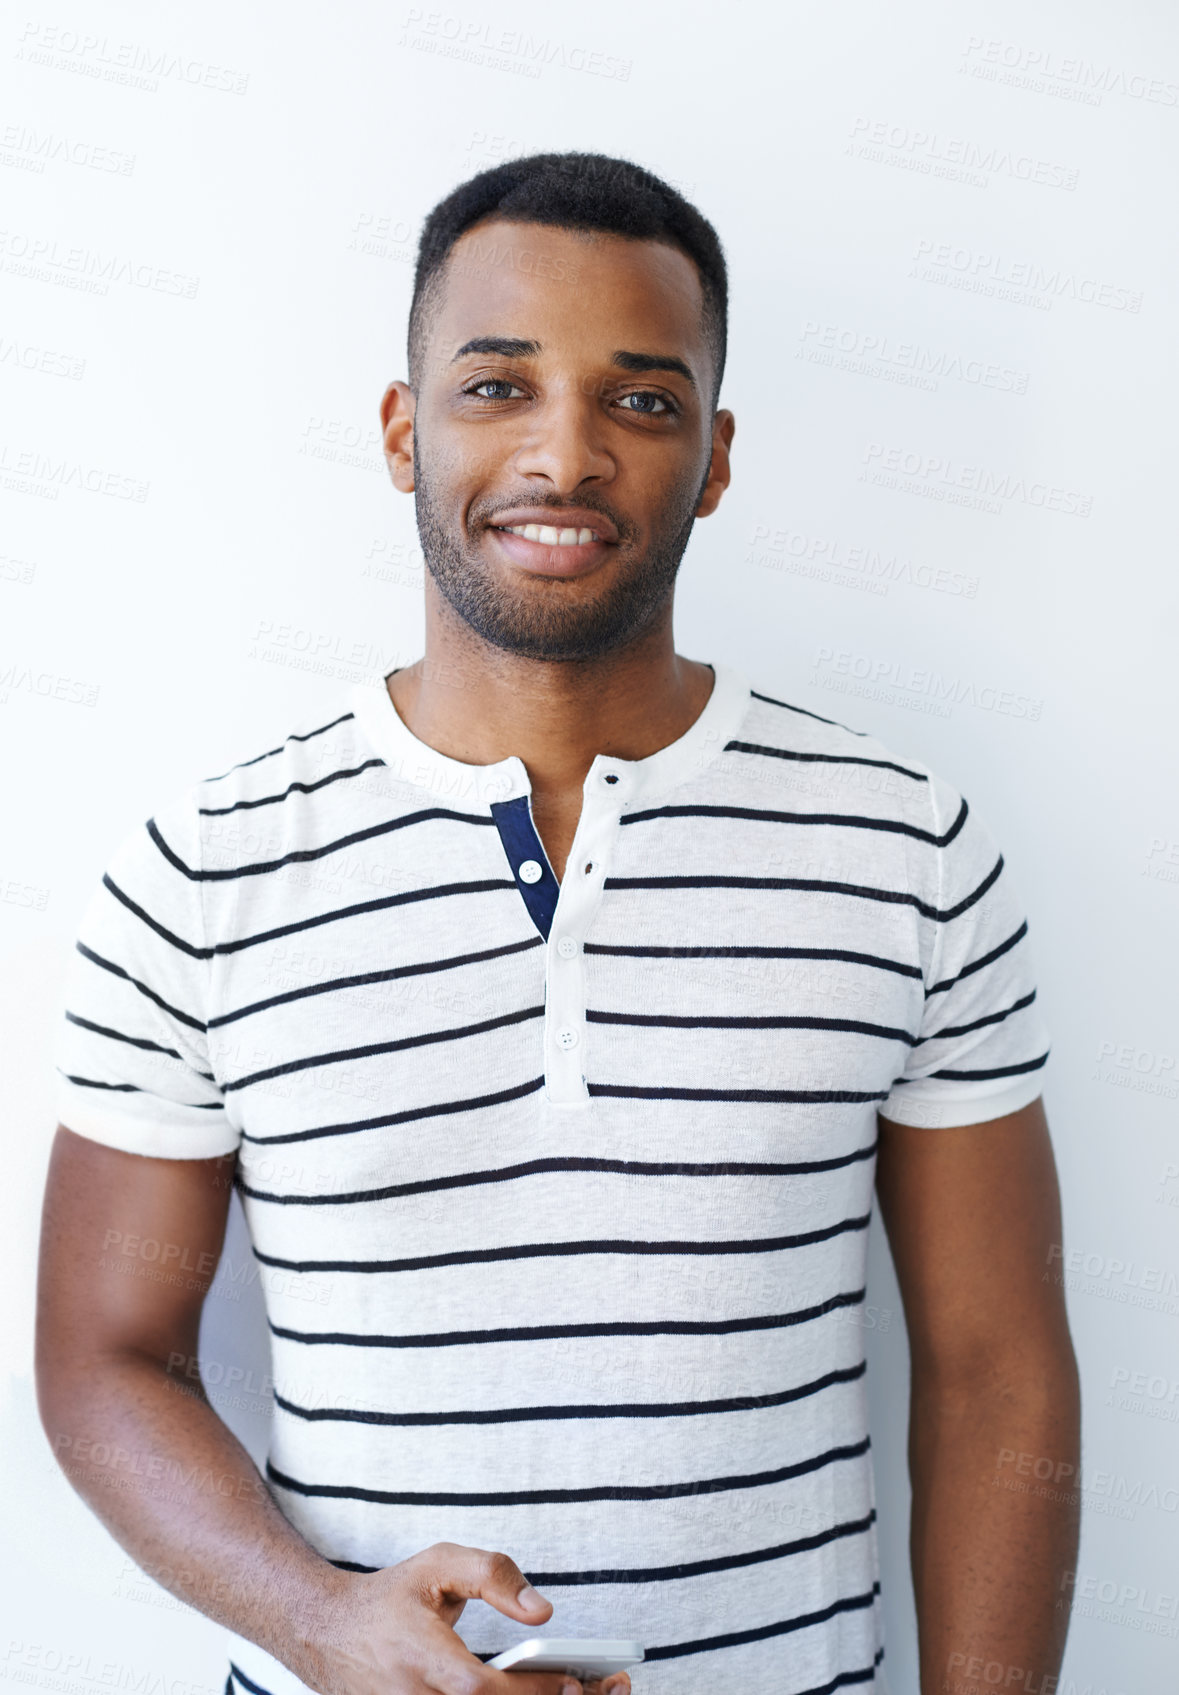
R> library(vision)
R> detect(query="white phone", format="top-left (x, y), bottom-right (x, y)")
top-left (487, 1638), bottom-right (645, 1678)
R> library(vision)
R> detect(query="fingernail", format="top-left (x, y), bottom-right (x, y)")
top-left (518, 1582), bottom-right (545, 1609)
top-left (561, 1683), bottom-right (580, 1695)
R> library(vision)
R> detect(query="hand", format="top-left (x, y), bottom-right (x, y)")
top-left (296, 1541), bottom-right (633, 1695)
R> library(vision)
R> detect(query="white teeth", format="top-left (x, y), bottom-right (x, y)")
top-left (501, 523), bottom-right (601, 545)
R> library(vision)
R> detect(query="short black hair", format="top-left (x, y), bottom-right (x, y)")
top-left (408, 151), bottom-right (728, 407)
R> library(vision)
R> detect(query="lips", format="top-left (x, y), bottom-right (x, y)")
top-left (485, 506), bottom-right (619, 578)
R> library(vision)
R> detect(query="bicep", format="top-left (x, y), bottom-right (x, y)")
top-left (874, 1097), bottom-right (1073, 1382)
top-left (36, 1125), bottom-right (236, 1382)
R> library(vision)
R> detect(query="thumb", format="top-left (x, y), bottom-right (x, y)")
top-left (510, 1578), bottom-right (555, 1622)
top-left (417, 1543), bottom-right (555, 1624)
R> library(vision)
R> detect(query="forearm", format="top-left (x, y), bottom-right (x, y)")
top-left (39, 1349), bottom-right (345, 1686)
top-left (909, 1361), bottom-right (1081, 1695)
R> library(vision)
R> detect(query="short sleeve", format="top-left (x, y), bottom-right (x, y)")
top-left (53, 787), bottom-right (238, 1159)
top-left (880, 772), bottom-right (1051, 1128)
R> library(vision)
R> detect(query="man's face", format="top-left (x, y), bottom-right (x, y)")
top-left (391, 218), bottom-right (732, 662)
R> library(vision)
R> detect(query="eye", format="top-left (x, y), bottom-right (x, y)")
top-left (618, 390), bottom-right (671, 415)
top-left (465, 378), bottom-right (524, 401)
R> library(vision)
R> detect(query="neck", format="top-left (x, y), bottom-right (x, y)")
top-left (386, 578), bottom-right (715, 796)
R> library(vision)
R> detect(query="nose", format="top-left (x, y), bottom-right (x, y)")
top-left (511, 381), bottom-right (616, 491)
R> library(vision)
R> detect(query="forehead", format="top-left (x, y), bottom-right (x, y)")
top-left (433, 218), bottom-right (707, 353)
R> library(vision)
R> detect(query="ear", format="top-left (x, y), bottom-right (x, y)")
top-left (695, 408), bottom-right (735, 518)
top-left (380, 380), bottom-right (416, 493)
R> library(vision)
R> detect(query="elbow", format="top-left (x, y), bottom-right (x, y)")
top-left (912, 1331), bottom-right (1081, 1424)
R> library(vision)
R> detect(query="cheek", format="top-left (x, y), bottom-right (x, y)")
top-left (429, 431), bottom-right (510, 505)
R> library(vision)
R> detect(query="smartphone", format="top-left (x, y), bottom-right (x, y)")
top-left (487, 1638), bottom-right (645, 1678)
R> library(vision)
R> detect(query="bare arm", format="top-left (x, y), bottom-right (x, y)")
top-left (35, 1126), bottom-right (339, 1667)
top-left (36, 1125), bottom-right (625, 1695)
top-left (874, 1097), bottom-right (1080, 1695)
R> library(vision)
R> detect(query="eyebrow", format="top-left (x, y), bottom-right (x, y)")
top-left (451, 337), bottom-right (697, 390)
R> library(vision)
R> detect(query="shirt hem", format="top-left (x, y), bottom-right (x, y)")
top-left (877, 1073), bottom-right (1045, 1128)
top-left (55, 1093), bottom-right (240, 1160)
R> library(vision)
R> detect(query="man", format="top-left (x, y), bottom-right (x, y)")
top-left (37, 153), bottom-right (1079, 1695)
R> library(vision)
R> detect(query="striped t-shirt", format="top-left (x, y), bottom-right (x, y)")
top-left (54, 660), bottom-right (1051, 1695)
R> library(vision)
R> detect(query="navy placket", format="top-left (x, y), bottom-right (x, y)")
top-left (489, 794), bottom-right (560, 941)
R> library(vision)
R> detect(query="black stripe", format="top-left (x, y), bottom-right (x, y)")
top-left (913, 989), bottom-right (1037, 1044)
top-left (75, 941), bottom-right (206, 1031)
top-left (733, 1664), bottom-right (877, 1695)
top-left (942, 852), bottom-right (1004, 919)
top-left (208, 936), bottom-right (543, 1029)
top-left (198, 758), bottom-right (387, 815)
top-left (268, 1287), bottom-right (866, 1350)
top-left (583, 940), bottom-right (923, 981)
top-left (380, 1513), bottom-right (878, 1592)
top-left (213, 878), bottom-right (518, 955)
top-left (254, 1213), bottom-right (871, 1274)
top-left (518, 1509), bottom-right (877, 1586)
top-left (65, 1010), bottom-right (184, 1062)
top-left (273, 1360), bottom-right (868, 1427)
top-left (928, 1053), bottom-right (1049, 1082)
top-left (265, 1433), bottom-right (871, 1507)
top-left (604, 849), bottom-right (999, 924)
top-left (204, 711), bottom-right (354, 782)
top-left (58, 1070), bottom-right (221, 1109)
top-left (621, 800), bottom-right (946, 842)
top-left (749, 687), bottom-right (872, 738)
top-left (728, 738), bottom-right (923, 781)
top-left (927, 920), bottom-right (1027, 995)
top-left (586, 1009), bottom-right (917, 1044)
top-left (239, 1138), bottom-right (879, 1206)
top-left (103, 873), bottom-right (211, 959)
top-left (108, 871), bottom-right (517, 961)
top-left (643, 1587), bottom-right (880, 1663)
top-left (588, 1084), bottom-right (890, 1106)
top-left (784, 1666), bottom-right (880, 1695)
top-left (59, 1072), bottom-right (141, 1093)
top-left (148, 808), bottom-right (494, 881)
top-left (240, 1075), bottom-right (546, 1149)
top-left (223, 1005), bottom-right (545, 1093)
top-left (226, 1662), bottom-right (274, 1695)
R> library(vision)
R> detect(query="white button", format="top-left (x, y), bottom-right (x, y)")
top-left (555, 1026), bottom-right (579, 1050)
top-left (556, 936), bottom-right (578, 959)
top-left (518, 859), bottom-right (543, 884)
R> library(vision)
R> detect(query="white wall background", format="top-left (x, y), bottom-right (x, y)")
top-left (3, 2), bottom-right (1177, 1690)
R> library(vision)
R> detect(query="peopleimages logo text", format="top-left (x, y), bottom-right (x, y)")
top-left (862, 443), bottom-right (1091, 516)
top-left (912, 238), bottom-right (1142, 312)
top-left (811, 648), bottom-right (1043, 721)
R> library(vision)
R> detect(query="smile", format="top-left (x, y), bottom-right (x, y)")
top-left (487, 520), bottom-right (616, 579)
top-left (495, 523), bottom-right (602, 546)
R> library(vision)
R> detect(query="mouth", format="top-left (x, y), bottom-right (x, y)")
top-left (485, 513), bottom-right (618, 578)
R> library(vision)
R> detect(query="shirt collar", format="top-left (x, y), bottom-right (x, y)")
top-left (349, 660), bottom-right (752, 813)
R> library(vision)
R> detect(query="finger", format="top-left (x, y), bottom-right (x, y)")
top-left (486, 1679), bottom-right (582, 1695)
top-left (428, 1664), bottom-right (581, 1695)
top-left (474, 1656), bottom-right (587, 1695)
top-left (411, 1541), bottom-right (554, 1624)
